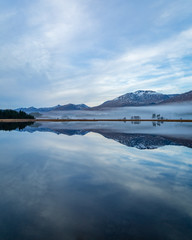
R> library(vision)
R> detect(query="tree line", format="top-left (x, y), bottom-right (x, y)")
top-left (0, 110), bottom-right (35, 119)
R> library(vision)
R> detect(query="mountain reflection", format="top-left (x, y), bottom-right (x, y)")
top-left (23, 125), bottom-right (192, 150)
top-left (0, 122), bottom-right (191, 149)
top-left (93, 131), bottom-right (192, 149)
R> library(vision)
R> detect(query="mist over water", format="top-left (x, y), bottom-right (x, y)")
top-left (40, 103), bottom-right (192, 120)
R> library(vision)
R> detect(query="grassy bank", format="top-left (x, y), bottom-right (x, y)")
top-left (0, 119), bottom-right (192, 122)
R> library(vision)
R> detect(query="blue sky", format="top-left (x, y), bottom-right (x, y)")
top-left (0, 0), bottom-right (192, 108)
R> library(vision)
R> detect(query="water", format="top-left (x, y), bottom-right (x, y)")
top-left (0, 122), bottom-right (192, 240)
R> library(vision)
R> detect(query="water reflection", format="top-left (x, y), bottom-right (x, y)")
top-left (0, 122), bottom-right (192, 239)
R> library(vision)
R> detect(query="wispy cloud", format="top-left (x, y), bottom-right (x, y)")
top-left (0, 0), bottom-right (192, 107)
top-left (48, 27), bottom-right (192, 106)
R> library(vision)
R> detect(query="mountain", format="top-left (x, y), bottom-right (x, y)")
top-left (16, 90), bottom-right (192, 113)
top-left (16, 104), bottom-right (89, 113)
top-left (159, 90), bottom-right (192, 104)
top-left (53, 104), bottom-right (89, 111)
top-left (92, 90), bottom-right (178, 109)
top-left (17, 107), bottom-right (38, 113)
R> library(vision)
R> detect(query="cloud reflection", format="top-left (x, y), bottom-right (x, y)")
top-left (0, 130), bottom-right (192, 239)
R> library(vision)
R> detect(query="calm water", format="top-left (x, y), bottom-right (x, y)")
top-left (0, 122), bottom-right (192, 240)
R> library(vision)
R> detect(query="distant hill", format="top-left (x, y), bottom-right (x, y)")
top-left (16, 104), bottom-right (90, 113)
top-left (54, 104), bottom-right (89, 111)
top-left (159, 90), bottom-right (192, 105)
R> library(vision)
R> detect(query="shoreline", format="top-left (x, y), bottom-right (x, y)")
top-left (0, 119), bottom-right (192, 122)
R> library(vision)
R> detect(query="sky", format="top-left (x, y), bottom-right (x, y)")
top-left (0, 0), bottom-right (192, 108)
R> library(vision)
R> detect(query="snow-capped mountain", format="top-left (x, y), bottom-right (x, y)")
top-left (92, 90), bottom-right (178, 109)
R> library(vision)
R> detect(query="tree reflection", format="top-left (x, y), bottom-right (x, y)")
top-left (0, 122), bottom-right (34, 131)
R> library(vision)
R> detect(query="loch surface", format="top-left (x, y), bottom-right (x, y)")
top-left (0, 122), bottom-right (192, 240)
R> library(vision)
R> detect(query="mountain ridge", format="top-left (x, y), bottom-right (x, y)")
top-left (16, 104), bottom-right (90, 113)
top-left (15, 90), bottom-right (192, 113)
top-left (158, 90), bottom-right (192, 105)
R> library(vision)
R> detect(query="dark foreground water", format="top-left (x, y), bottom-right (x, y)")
top-left (0, 122), bottom-right (192, 240)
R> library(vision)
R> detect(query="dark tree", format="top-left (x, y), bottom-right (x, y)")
top-left (0, 110), bottom-right (35, 119)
